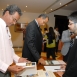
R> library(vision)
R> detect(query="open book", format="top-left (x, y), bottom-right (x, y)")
top-left (27, 70), bottom-right (56, 77)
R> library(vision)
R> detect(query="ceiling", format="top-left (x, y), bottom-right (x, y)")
top-left (62, 0), bottom-right (77, 11)
top-left (0, 0), bottom-right (76, 14)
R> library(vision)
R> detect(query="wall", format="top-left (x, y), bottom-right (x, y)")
top-left (0, 9), bottom-right (73, 47)
top-left (48, 9), bottom-right (73, 27)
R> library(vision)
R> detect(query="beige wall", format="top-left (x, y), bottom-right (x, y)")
top-left (0, 9), bottom-right (73, 47)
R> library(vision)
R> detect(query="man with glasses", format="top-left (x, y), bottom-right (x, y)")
top-left (57, 11), bottom-right (77, 77)
top-left (0, 5), bottom-right (30, 77)
top-left (22, 14), bottom-right (49, 65)
top-left (61, 27), bottom-right (75, 63)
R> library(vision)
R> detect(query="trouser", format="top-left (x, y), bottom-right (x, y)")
top-left (0, 71), bottom-right (11, 77)
top-left (44, 43), bottom-right (47, 52)
top-left (55, 41), bottom-right (59, 53)
top-left (47, 48), bottom-right (56, 59)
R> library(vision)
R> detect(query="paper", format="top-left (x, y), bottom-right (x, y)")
top-left (52, 60), bottom-right (60, 64)
top-left (44, 66), bottom-right (65, 72)
top-left (26, 70), bottom-right (56, 77)
top-left (58, 60), bottom-right (66, 65)
top-left (16, 62), bottom-right (36, 68)
top-left (44, 66), bottom-right (60, 70)
top-left (45, 61), bottom-right (49, 65)
top-left (52, 60), bottom-right (66, 65)
top-left (16, 62), bottom-right (37, 76)
top-left (37, 70), bottom-right (56, 77)
top-left (37, 70), bottom-right (46, 77)
top-left (44, 71), bottom-right (56, 77)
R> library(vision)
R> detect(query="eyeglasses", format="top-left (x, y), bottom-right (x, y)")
top-left (11, 16), bottom-right (17, 23)
top-left (68, 22), bottom-right (74, 25)
top-left (43, 19), bottom-right (47, 24)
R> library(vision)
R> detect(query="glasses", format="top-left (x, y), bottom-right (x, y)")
top-left (68, 22), bottom-right (74, 25)
top-left (43, 20), bottom-right (47, 24)
top-left (11, 16), bottom-right (17, 23)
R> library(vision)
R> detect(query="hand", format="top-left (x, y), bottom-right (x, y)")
top-left (56, 71), bottom-right (64, 77)
top-left (70, 34), bottom-right (76, 39)
top-left (43, 38), bottom-right (45, 40)
top-left (18, 58), bottom-right (31, 63)
top-left (7, 65), bottom-right (24, 74)
top-left (60, 65), bottom-right (66, 70)
top-left (38, 58), bottom-right (46, 65)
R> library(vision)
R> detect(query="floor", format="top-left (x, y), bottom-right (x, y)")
top-left (11, 48), bottom-right (63, 77)
top-left (14, 48), bottom-right (63, 59)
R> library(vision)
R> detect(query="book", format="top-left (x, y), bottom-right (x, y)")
top-left (27, 70), bottom-right (56, 77)
top-left (15, 62), bottom-right (37, 76)
top-left (44, 66), bottom-right (65, 72)
top-left (16, 62), bottom-right (36, 68)
top-left (45, 60), bottom-right (66, 65)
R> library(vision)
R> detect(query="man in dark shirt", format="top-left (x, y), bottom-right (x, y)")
top-left (22, 14), bottom-right (49, 65)
top-left (58, 11), bottom-right (77, 77)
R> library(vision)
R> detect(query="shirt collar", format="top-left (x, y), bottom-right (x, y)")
top-left (68, 29), bottom-right (74, 34)
top-left (35, 19), bottom-right (39, 27)
top-left (68, 29), bottom-right (71, 32)
top-left (0, 18), bottom-right (7, 28)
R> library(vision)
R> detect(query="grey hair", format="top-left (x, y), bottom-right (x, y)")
top-left (3, 4), bottom-right (22, 16)
top-left (38, 14), bottom-right (49, 20)
top-left (68, 11), bottom-right (77, 23)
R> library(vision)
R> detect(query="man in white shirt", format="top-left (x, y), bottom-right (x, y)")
top-left (0, 5), bottom-right (29, 77)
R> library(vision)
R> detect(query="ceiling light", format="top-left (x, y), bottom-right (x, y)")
top-left (7, 4), bottom-right (9, 6)
top-left (2, 9), bottom-right (3, 11)
top-left (45, 12), bottom-right (46, 14)
top-left (26, 6), bottom-right (27, 7)
top-left (24, 11), bottom-right (26, 12)
top-left (51, 9), bottom-right (52, 11)
top-left (65, 5), bottom-right (67, 6)
top-left (60, 3), bottom-right (61, 5)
